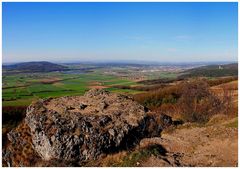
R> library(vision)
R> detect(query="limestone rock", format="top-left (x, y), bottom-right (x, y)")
top-left (24, 89), bottom-right (161, 163)
top-left (4, 89), bottom-right (168, 166)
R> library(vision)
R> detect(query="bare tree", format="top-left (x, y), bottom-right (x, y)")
top-left (178, 80), bottom-right (222, 123)
top-left (221, 86), bottom-right (235, 116)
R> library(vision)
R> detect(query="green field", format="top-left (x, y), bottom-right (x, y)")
top-left (2, 72), bottom-right (141, 106)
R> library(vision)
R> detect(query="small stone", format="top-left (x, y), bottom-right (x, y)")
top-left (100, 101), bottom-right (108, 110)
top-left (79, 103), bottom-right (87, 110)
top-left (51, 135), bottom-right (56, 142)
top-left (108, 129), bottom-right (115, 136)
top-left (67, 106), bottom-right (75, 110)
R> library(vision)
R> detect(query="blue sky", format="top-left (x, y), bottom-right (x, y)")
top-left (2, 2), bottom-right (238, 63)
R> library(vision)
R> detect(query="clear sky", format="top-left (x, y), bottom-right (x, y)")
top-left (2, 2), bottom-right (238, 63)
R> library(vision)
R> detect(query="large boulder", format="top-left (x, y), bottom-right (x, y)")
top-left (24, 89), bottom-right (162, 163)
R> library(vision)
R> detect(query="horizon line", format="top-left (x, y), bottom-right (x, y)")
top-left (2, 60), bottom-right (238, 65)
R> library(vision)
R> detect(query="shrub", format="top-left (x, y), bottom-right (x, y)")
top-left (178, 80), bottom-right (224, 123)
top-left (133, 84), bottom-right (182, 109)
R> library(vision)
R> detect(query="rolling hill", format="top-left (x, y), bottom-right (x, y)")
top-left (3, 61), bottom-right (68, 73)
top-left (180, 63), bottom-right (238, 78)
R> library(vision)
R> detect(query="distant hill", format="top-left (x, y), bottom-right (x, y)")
top-left (3, 61), bottom-right (68, 73)
top-left (180, 63), bottom-right (238, 78)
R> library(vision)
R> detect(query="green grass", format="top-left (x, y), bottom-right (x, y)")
top-left (2, 98), bottom-right (37, 106)
top-left (2, 72), bottom-right (141, 106)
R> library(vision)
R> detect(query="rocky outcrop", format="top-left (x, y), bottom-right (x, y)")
top-left (4, 89), bottom-right (172, 166)
top-left (23, 89), bottom-right (163, 163)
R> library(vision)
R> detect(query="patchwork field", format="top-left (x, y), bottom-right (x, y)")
top-left (2, 72), bottom-right (142, 106)
top-left (2, 62), bottom-right (238, 167)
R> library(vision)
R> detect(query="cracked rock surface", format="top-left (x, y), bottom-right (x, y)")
top-left (23, 89), bottom-right (162, 163)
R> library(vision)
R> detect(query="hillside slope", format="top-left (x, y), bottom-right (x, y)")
top-left (180, 63), bottom-right (238, 78)
top-left (139, 116), bottom-right (238, 167)
top-left (3, 61), bottom-right (68, 73)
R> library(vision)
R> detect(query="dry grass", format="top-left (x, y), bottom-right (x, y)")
top-left (98, 151), bottom-right (128, 167)
top-left (211, 80), bottom-right (238, 117)
top-left (207, 114), bottom-right (229, 126)
top-left (152, 103), bottom-right (182, 120)
top-left (40, 77), bottom-right (62, 84)
top-left (86, 142), bottom-right (167, 167)
top-left (212, 80), bottom-right (238, 90)
top-left (52, 82), bottom-right (64, 86)
top-left (89, 85), bottom-right (108, 89)
top-left (223, 117), bottom-right (238, 128)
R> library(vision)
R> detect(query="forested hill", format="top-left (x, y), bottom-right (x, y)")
top-left (180, 63), bottom-right (238, 78)
top-left (3, 61), bottom-right (68, 73)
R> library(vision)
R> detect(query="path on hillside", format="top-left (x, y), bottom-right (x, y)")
top-left (139, 116), bottom-right (238, 167)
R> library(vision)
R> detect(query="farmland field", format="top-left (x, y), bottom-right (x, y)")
top-left (2, 62), bottom-right (238, 167)
top-left (2, 71), bottom-right (142, 106)
top-left (3, 62), bottom-right (237, 107)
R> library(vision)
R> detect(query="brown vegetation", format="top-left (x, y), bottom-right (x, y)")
top-left (177, 80), bottom-right (222, 123)
top-left (134, 78), bottom-right (236, 123)
top-left (114, 84), bottom-right (167, 91)
top-left (133, 84), bottom-right (182, 108)
top-left (2, 76), bottom-right (237, 167)
top-left (206, 76), bottom-right (238, 87)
